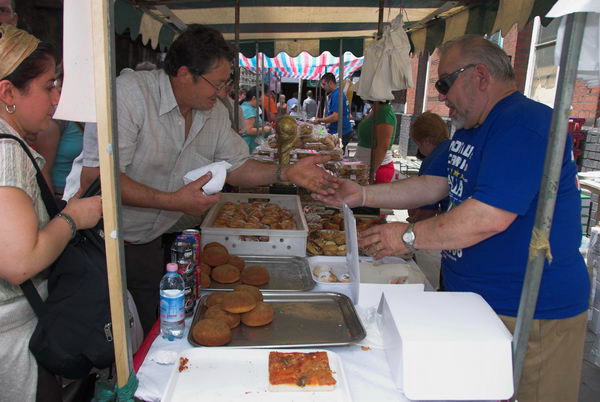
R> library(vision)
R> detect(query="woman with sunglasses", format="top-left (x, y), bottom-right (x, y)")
top-left (0, 25), bottom-right (102, 401)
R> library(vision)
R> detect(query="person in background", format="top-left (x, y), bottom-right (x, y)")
top-left (407, 111), bottom-right (451, 223)
top-left (240, 86), bottom-right (271, 153)
top-left (36, 119), bottom-right (83, 197)
top-left (0, 25), bottom-right (102, 402)
top-left (314, 34), bottom-right (589, 402)
top-left (238, 87), bottom-right (247, 105)
top-left (303, 89), bottom-right (317, 119)
top-left (0, 0), bottom-right (17, 26)
top-left (286, 91), bottom-right (298, 112)
top-left (315, 72), bottom-right (353, 153)
top-left (262, 87), bottom-right (277, 123)
top-left (217, 79), bottom-right (244, 133)
top-left (353, 100), bottom-right (397, 184)
top-left (276, 93), bottom-right (287, 119)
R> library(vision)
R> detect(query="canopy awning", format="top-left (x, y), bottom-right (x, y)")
top-left (239, 51), bottom-right (363, 80)
top-left (116, 0), bottom-right (559, 56)
top-left (115, 0), bottom-right (446, 55)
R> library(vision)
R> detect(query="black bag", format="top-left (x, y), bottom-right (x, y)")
top-left (0, 134), bottom-right (115, 379)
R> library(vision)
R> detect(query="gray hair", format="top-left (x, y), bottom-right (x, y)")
top-left (439, 34), bottom-right (515, 82)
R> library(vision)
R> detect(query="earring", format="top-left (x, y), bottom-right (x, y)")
top-left (5, 104), bottom-right (16, 114)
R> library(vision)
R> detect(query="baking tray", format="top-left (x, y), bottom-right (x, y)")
top-left (188, 292), bottom-right (366, 348)
top-left (206, 255), bottom-right (315, 292)
top-left (163, 348), bottom-right (352, 402)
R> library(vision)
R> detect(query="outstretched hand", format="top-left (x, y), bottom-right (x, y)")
top-left (285, 155), bottom-right (338, 195)
top-left (311, 175), bottom-right (364, 208)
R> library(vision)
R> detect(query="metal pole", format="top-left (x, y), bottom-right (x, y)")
top-left (337, 39), bottom-right (344, 139)
top-left (511, 12), bottom-right (587, 396)
top-left (255, 41), bottom-right (260, 132)
top-left (298, 78), bottom-right (303, 116)
top-left (233, 0), bottom-right (240, 132)
top-left (91, 0), bottom-right (132, 387)
top-left (369, 0), bottom-right (385, 183)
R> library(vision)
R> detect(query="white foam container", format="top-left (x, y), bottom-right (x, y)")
top-left (200, 193), bottom-right (308, 256)
top-left (378, 291), bottom-right (514, 400)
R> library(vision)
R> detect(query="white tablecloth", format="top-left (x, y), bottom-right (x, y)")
top-left (135, 283), bottom-right (413, 402)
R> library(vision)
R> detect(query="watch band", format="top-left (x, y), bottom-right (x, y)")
top-left (402, 222), bottom-right (417, 253)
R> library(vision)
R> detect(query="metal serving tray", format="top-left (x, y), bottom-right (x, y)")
top-left (206, 255), bottom-right (315, 292)
top-left (188, 291), bottom-right (366, 348)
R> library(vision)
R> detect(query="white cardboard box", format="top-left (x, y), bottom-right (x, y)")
top-left (378, 291), bottom-right (513, 400)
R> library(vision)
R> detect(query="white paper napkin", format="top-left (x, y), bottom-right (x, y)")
top-left (183, 161), bottom-right (231, 195)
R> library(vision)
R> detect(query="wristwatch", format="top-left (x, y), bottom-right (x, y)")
top-left (402, 223), bottom-right (417, 253)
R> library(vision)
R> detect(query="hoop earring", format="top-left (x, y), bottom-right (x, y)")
top-left (5, 104), bottom-right (16, 114)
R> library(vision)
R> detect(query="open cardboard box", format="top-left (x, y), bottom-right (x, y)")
top-left (378, 291), bottom-right (513, 400)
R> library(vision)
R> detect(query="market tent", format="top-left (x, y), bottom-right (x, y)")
top-left (116, 0), bottom-right (558, 57)
top-left (115, 0), bottom-right (447, 55)
top-left (239, 51), bottom-right (364, 80)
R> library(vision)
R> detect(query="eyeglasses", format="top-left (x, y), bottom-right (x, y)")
top-left (198, 74), bottom-right (233, 92)
top-left (435, 64), bottom-right (476, 95)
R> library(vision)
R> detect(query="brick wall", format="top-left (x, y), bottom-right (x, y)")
top-left (571, 81), bottom-right (600, 123)
top-left (405, 54), bottom-right (420, 115)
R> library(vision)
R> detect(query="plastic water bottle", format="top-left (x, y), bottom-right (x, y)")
top-left (160, 263), bottom-right (185, 340)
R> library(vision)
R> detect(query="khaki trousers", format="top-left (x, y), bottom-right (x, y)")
top-left (499, 311), bottom-right (587, 402)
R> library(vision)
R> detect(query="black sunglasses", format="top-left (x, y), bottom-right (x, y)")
top-left (435, 64), bottom-right (476, 95)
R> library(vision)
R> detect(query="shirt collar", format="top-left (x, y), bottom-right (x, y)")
top-left (158, 70), bottom-right (179, 117)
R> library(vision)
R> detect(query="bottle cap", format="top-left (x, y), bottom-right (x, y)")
top-left (166, 263), bottom-right (178, 272)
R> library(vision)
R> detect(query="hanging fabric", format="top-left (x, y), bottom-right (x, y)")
top-left (354, 13), bottom-right (413, 101)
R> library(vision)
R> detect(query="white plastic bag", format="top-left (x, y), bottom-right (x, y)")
top-left (355, 13), bottom-right (413, 101)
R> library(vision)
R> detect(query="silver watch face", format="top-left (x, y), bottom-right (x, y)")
top-left (403, 228), bottom-right (415, 245)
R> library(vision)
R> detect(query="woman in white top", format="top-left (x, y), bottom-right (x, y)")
top-left (0, 25), bottom-right (102, 401)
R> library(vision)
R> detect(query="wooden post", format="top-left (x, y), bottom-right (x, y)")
top-left (90, 0), bottom-right (132, 388)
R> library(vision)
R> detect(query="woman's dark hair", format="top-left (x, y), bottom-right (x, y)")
top-left (245, 86), bottom-right (258, 102)
top-left (3, 42), bottom-right (54, 92)
top-left (163, 24), bottom-right (237, 78)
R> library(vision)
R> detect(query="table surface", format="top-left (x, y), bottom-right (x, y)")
top-left (135, 283), bottom-right (418, 402)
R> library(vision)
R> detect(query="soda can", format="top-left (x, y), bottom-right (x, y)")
top-left (182, 272), bottom-right (197, 316)
top-left (182, 229), bottom-right (202, 297)
top-left (172, 235), bottom-right (195, 276)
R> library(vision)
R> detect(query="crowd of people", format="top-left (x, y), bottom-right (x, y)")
top-left (0, 7), bottom-right (592, 402)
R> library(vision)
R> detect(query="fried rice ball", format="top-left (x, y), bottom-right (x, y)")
top-left (192, 318), bottom-right (231, 346)
top-left (241, 265), bottom-right (270, 286)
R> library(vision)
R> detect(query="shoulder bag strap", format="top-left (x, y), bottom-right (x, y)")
top-left (0, 133), bottom-right (57, 316)
top-left (0, 133), bottom-right (59, 216)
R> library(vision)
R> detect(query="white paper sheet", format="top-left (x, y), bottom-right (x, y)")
top-left (53, 0), bottom-right (97, 123)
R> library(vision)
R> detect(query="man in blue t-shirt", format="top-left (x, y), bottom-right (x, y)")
top-left (315, 72), bottom-right (353, 152)
top-left (314, 35), bottom-right (589, 402)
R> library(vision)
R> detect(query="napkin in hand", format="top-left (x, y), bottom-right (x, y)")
top-left (183, 161), bottom-right (231, 195)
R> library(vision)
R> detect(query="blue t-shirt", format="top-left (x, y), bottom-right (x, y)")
top-left (326, 88), bottom-right (352, 136)
top-left (419, 140), bottom-right (450, 211)
top-left (428, 92), bottom-right (589, 319)
top-left (241, 102), bottom-right (263, 153)
top-left (52, 121), bottom-right (83, 190)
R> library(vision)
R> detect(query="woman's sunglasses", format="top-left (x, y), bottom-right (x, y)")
top-left (435, 64), bottom-right (476, 95)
